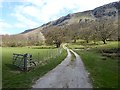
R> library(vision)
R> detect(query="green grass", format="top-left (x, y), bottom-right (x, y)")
top-left (70, 50), bottom-right (76, 64)
top-left (68, 41), bottom-right (119, 49)
top-left (2, 47), bottom-right (67, 88)
top-left (72, 41), bottom-right (119, 88)
top-left (76, 50), bottom-right (118, 88)
top-left (68, 44), bottom-right (85, 49)
top-left (30, 45), bottom-right (56, 49)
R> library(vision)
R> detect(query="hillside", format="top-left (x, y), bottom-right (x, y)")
top-left (1, 1), bottom-right (119, 47)
top-left (21, 1), bottom-right (119, 35)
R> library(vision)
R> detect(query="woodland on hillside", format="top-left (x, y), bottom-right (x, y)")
top-left (45, 18), bottom-right (118, 47)
top-left (1, 17), bottom-right (118, 47)
top-left (1, 1), bottom-right (119, 47)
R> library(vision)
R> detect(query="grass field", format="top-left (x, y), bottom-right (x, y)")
top-left (2, 47), bottom-right (67, 88)
top-left (70, 41), bottom-right (119, 88)
top-left (1, 41), bottom-right (119, 88)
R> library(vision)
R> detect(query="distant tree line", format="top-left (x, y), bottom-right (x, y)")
top-left (1, 34), bottom-right (44, 47)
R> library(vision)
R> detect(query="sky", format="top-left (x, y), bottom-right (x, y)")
top-left (0, 0), bottom-right (118, 35)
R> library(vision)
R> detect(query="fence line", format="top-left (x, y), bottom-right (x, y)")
top-left (12, 48), bottom-right (63, 71)
top-left (36, 48), bottom-right (63, 64)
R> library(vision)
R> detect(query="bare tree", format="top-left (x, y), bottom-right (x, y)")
top-left (94, 18), bottom-right (115, 44)
top-left (67, 23), bottom-right (80, 43)
top-left (45, 27), bottom-right (67, 48)
top-left (79, 20), bottom-right (93, 43)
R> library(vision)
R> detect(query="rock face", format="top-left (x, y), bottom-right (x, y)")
top-left (21, 1), bottom-right (119, 35)
top-left (20, 28), bottom-right (39, 34)
top-left (2, 1), bottom-right (119, 46)
top-left (52, 14), bottom-right (71, 26)
top-left (2, 1), bottom-right (118, 42)
top-left (92, 2), bottom-right (119, 18)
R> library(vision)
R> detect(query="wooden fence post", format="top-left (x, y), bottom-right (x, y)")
top-left (24, 53), bottom-right (28, 71)
top-left (13, 53), bottom-right (36, 71)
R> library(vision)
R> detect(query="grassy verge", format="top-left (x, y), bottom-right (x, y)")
top-left (70, 50), bottom-right (76, 64)
top-left (69, 41), bottom-right (119, 88)
top-left (2, 47), bottom-right (67, 88)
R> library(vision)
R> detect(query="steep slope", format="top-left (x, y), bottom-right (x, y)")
top-left (20, 27), bottom-right (45, 41)
top-left (21, 1), bottom-right (119, 36)
top-left (92, 2), bottom-right (119, 18)
top-left (2, 1), bottom-right (119, 46)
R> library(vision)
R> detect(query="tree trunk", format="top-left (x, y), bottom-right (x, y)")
top-left (73, 39), bottom-right (76, 43)
top-left (56, 41), bottom-right (61, 48)
top-left (93, 40), bottom-right (96, 44)
top-left (56, 43), bottom-right (60, 48)
top-left (103, 39), bottom-right (106, 44)
top-left (118, 36), bottom-right (120, 41)
top-left (86, 40), bottom-right (89, 43)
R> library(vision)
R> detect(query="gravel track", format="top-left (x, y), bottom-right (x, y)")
top-left (32, 48), bottom-right (92, 88)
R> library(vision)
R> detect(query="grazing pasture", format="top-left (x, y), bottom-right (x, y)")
top-left (2, 47), bottom-right (67, 88)
top-left (69, 41), bottom-right (119, 88)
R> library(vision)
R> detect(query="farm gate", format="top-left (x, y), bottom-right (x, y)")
top-left (13, 53), bottom-right (36, 71)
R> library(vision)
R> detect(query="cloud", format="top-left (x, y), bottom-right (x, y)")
top-left (0, 20), bottom-right (12, 28)
top-left (11, 0), bottom-right (119, 23)
top-left (21, 5), bottom-right (42, 21)
top-left (0, 17), bottom-right (37, 34)
top-left (1, 0), bottom-right (118, 34)
top-left (26, 0), bottom-right (43, 7)
top-left (0, 0), bottom-right (25, 2)
top-left (14, 23), bottom-right (27, 28)
top-left (0, 19), bottom-right (12, 34)
top-left (11, 11), bottom-right (40, 28)
top-left (20, 0), bottom-right (118, 22)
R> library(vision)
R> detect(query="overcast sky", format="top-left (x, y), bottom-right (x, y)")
top-left (0, 0), bottom-right (118, 35)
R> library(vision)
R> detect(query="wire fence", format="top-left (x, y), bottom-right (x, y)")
top-left (12, 47), bottom-right (64, 71)
top-left (35, 47), bottom-right (63, 65)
